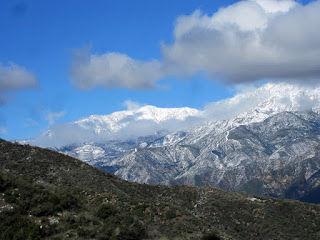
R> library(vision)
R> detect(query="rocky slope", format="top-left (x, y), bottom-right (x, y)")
top-left (104, 111), bottom-right (320, 203)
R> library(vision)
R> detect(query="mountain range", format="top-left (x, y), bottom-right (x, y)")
top-left (23, 82), bottom-right (320, 203)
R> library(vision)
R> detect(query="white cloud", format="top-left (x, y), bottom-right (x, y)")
top-left (45, 111), bottom-right (66, 126)
top-left (0, 62), bottom-right (38, 91)
top-left (254, 0), bottom-right (297, 13)
top-left (122, 100), bottom-right (143, 111)
top-left (70, 47), bottom-right (164, 90)
top-left (69, 0), bottom-right (320, 88)
top-left (162, 0), bottom-right (313, 83)
top-left (0, 62), bottom-right (38, 105)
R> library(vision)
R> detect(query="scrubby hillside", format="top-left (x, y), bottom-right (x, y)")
top-left (1, 139), bottom-right (319, 239)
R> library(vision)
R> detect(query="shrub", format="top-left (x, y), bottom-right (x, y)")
top-left (0, 211), bottom-right (41, 240)
top-left (96, 204), bottom-right (116, 220)
top-left (201, 230), bottom-right (221, 240)
top-left (57, 190), bottom-right (80, 210)
top-left (165, 208), bottom-right (177, 219)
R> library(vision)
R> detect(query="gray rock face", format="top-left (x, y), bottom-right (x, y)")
top-left (52, 133), bottom-right (168, 166)
top-left (101, 111), bottom-right (320, 203)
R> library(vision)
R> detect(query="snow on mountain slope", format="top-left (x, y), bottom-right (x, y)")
top-left (107, 111), bottom-right (320, 203)
top-left (206, 82), bottom-right (320, 124)
top-left (25, 105), bottom-right (202, 148)
top-left (74, 105), bottom-right (202, 134)
top-left (150, 82), bottom-right (320, 147)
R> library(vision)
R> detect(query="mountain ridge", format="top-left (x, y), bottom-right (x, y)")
top-left (75, 105), bottom-right (201, 133)
top-left (104, 111), bottom-right (320, 204)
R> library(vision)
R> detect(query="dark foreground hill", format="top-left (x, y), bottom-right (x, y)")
top-left (0, 139), bottom-right (319, 239)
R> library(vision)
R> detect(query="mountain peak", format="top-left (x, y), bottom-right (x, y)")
top-left (76, 104), bottom-right (201, 126)
top-left (204, 82), bottom-right (320, 125)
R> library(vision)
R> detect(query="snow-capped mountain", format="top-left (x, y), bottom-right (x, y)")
top-left (74, 105), bottom-right (202, 134)
top-left (24, 82), bottom-right (320, 202)
top-left (106, 111), bottom-right (320, 203)
top-left (99, 82), bottom-right (320, 202)
top-left (148, 82), bottom-right (320, 147)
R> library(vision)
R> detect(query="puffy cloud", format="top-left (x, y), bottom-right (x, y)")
top-left (70, 0), bottom-right (320, 89)
top-left (162, 0), bottom-right (317, 83)
top-left (0, 62), bottom-right (37, 91)
top-left (255, 0), bottom-right (297, 13)
top-left (0, 62), bottom-right (38, 105)
top-left (70, 47), bottom-right (164, 90)
top-left (45, 111), bottom-right (66, 126)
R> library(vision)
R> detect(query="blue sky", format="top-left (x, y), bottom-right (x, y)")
top-left (0, 0), bottom-right (318, 140)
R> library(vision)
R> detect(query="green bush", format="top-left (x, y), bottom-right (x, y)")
top-left (165, 208), bottom-right (177, 219)
top-left (99, 217), bottom-right (146, 240)
top-left (57, 190), bottom-right (80, 210)
top-left (4, 194), bottom-right (16, 203)
top-left (31, 201), bottom-right (57, 216)
top-left (201, 230), bottom-right (221, 240)
top-left (0, 211), bottom-right (41, 240)
top-left (96, 204), bottom-right (117, 220)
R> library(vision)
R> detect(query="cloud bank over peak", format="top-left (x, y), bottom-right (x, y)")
top-left (69, 0), bottom-right (320, 89)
